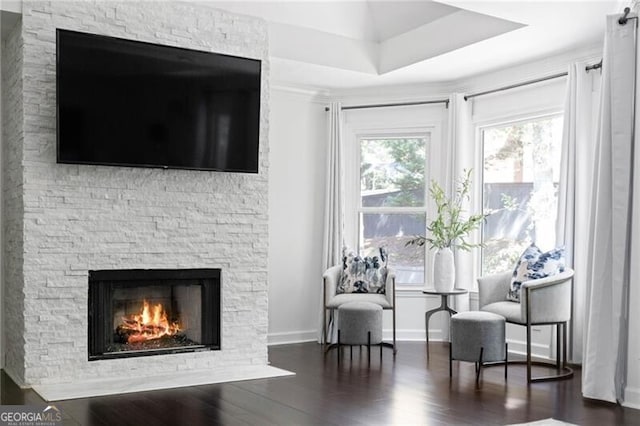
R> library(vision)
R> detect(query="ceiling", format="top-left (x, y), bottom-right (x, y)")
top-left (205, 0), bottom-right (622, 90)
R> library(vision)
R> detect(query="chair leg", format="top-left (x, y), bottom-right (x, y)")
top-left (449, 342), bottom-right (453, 378)
top-left (337, 329), bottom-right (341, 366)
top-left (476, 347), bottom-right (484, 384)
top-left (563, 322), bottom-right (568, 368)
top-left (526, 324), bottom-right (532, 383)
top-left (425, 310), bottom-right (430, 355)
top-left (519, 322), bottom-right (574, 383)
top-left (393, 308), bottom-right (397, 354)
top-left (323, 308), bottom-right (327, 345)
top-left (367, 331), bottom-right (371, 365)
top-left (505, 343), bottom-right (508, 379)
top-left (556, 323), bottom-right (561, 369)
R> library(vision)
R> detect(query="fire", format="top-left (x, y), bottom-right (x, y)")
top-left (120, 300), bottom-right (181, 343)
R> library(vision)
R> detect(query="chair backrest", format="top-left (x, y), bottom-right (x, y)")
top-left (477, 268), bottom-right (575, 324)
top-left (520, 268), bottom-right (574, 324)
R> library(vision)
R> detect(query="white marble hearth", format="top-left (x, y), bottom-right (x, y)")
top-left (33, 365), bottom-right (294, 401)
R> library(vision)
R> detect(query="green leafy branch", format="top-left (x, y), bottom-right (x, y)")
top-left (406, 169), bottom-right (488, 251)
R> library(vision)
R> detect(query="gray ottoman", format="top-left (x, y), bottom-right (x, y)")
top-left (450, 311), bottom-right (507, 382)
top-left (336, 301), bottom-right (383, 363)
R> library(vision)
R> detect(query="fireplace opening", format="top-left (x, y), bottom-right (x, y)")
top-left (88, 269), bottom-right (221, 360)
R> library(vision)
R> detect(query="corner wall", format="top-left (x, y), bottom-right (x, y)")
top-left (5, 0), bottom-right (270, 387)
top-left (267, 88), bottom-right (327, 344)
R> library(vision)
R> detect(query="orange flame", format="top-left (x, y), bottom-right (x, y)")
top-left (120, 300), bottom-right (180, 343)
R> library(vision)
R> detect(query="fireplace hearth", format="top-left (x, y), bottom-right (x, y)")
top-left (88, 269), bottom-right (221, 360)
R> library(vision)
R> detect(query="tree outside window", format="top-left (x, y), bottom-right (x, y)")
top-left (481, 115), bottom-right (563, 275)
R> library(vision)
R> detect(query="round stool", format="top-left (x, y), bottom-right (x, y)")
top-left (336, 301), bottom-right (383, 363)
top-left (450, 311), bottom-right (507, 383)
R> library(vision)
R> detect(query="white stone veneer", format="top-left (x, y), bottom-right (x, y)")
top-left (2, 0), bottom-right (270, 387)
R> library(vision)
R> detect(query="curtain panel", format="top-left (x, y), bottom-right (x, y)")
top-left (556, 62), bottom-right (601, 364)
top-left (445, 93), bottom-right (475, 312)
top-left (582, 14), bottom-right (636, 403)
top-left (318, 102), bottom-right (345, 343)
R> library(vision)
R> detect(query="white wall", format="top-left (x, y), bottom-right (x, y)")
top-left (267, 88), bottom-right (327, 344)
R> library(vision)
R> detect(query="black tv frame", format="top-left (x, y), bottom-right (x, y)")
top-left (55, 29), bottom-right (262, 173)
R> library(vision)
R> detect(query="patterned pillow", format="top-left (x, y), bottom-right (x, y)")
top-left (507, 244), bottom-right (565, 302)
top-left (337, 247), bottom-right (388, 294)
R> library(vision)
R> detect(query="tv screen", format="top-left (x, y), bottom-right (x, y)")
top-left (56, 29), bottom-right (261, 173)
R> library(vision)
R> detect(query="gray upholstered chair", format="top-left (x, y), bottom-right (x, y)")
top-left (323, 265), bottom-right (396, 353)
top-left (477, 268), bottom-right (574, 383)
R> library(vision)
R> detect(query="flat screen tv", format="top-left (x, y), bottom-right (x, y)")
top-left (56, 29), bottom-right (261, 173)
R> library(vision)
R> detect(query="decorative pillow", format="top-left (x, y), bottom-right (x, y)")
top-left (507, 244), bottom-right (565, 302)
top-left (337, 247), bottom-right (388, 295)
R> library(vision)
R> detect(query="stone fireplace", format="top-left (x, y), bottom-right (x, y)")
top-left (88, 269), bottom-right (221, 360)
top-left (0, 1), bottom-right (289, 399)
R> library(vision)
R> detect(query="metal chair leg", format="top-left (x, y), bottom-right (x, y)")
top-left (323, 308), bottom-right (327, 345)
top-left (526, 324), bottom-right (532, 383)
top-left (556, 323), bottom-right (561, 369)
top-left (476, 347), bottom-right (484, 383)
top-left (337, 330), bottom-right (341, 366)
top-left (563, 322), bottom-right (568, 368)
top-left (449, 342), bottom-right (453, 378)
top-left (505, 343), bottom-right (508, 379)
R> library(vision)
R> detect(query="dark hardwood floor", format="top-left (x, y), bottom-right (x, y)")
top-left (1, 342), bottom-right (639, 425)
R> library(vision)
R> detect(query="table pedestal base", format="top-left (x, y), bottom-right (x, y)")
top-left (425, 294), bottom-right (457, 356)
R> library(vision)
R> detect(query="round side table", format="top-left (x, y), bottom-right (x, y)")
top-left (422, 288), bottom-right (469, 355)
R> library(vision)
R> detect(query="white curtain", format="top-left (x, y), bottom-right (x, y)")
top-left (318, 101), bottom-right (345, 343)
top-left (445, 93), bottom-right (475, 312)
top-left (582, 14), bottom-right (636, 403)
top-left (556, 62), bottom-right (601, 364)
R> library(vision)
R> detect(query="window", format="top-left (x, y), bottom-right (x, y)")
top-left (481, 115), bottom-right (564, 276)
top-left (358, 136), bottom-right (429, 285)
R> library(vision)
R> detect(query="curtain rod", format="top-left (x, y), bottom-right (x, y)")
top-left (464, 72), bottom-right (568, 101)
top-left (324, 99), bottom-right (449, 112)
top-left (586, 59), bottom-right (603, 73)
top-left (464, 58), bottom-right (602, 101)
top-left (326, 61), bottom-right (603, 108)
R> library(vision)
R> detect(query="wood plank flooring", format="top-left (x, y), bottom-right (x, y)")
top-left (1, 341), bottom-right (639, 425)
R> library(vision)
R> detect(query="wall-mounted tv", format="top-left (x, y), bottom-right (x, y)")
top-left (56, 29), bottom-right (261, 173)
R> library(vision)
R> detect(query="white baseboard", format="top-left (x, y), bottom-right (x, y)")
top-left (506, 339), bottom-right (551, 359)
top-left (268, 329), bottom-right (552, 360)
top-left (267, 330), bottom-right (318, 346)
top-left (623, 386), bottom-right (640, 409)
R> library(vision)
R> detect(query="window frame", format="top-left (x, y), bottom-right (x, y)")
top-left (341, 106), bottom-right (446, 291)
top-left (356, 133), bottom-right (431, 287)
top-left (352, 129), bottom-right (435, 288)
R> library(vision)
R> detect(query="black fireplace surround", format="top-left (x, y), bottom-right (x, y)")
top-left (88, 268), bottom-right (221, 360)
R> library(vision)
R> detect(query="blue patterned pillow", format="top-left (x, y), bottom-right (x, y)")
top-left (337, 247), bottom-right (388, 294)
top-left (507, 244), bottom-right (565, 302)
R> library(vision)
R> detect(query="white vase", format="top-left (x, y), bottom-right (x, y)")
top-left (433, 247), bottom-right (455, 292)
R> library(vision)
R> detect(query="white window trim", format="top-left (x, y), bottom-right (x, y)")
top-left (475, 108), bottom-right (564, 282)
top-left (343, 119), bottom-right (444, 289)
